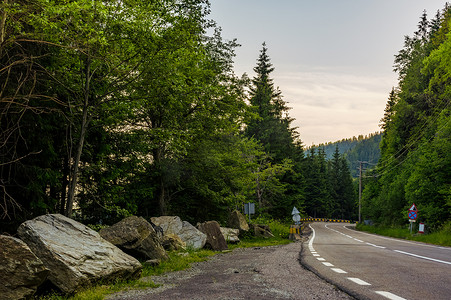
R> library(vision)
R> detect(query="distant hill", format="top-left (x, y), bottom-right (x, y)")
top-left (306, 132), bottom-right (381, 177)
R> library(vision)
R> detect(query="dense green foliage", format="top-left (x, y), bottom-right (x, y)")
top-left (362, 5), bottom-right (451, 231)
top-left (303, 146), bottom-right (355, 220)
top-left (1, 0), bottom-right (357, 232)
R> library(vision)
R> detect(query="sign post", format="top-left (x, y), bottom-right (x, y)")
top-left (292, 207), bottom-right (301, 225)
top-left (289, 207), bottom-right (302, 241)
top-left (408, 203), bottom-right (418, 234)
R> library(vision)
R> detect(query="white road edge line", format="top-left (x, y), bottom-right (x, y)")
top-left (347, 277), bottom-right (371, 286)
top-left (375, 291), bottom-right (407, 300)
top-left (342, 225), bottom-right (450, 250)
top-left (308, 224), bottom-right (316, 250)
top-left (394, 250), bottom-right (451, 265)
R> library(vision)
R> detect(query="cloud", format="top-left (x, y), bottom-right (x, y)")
top-left (273, 69), bottom-right (396, 145)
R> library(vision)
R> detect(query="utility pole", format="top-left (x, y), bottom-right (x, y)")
top-left (357, 161), bottom-right (376, 224)
top-left (358, 161), bottom-right (363, 224)
top-left (357, 161), bottom-right (369, 224)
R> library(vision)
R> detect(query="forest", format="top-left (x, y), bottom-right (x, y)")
top-left (1, 1), bottom-right (449, 233)
top-left (0, 0), bottom-right (357, 232)
top-left (307, 132), bottom-right (382, 178)
top-left (362, 5), bottom-right (451, 231)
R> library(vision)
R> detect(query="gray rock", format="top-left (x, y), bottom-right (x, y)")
top-left (252, 224), bottom-right (275, 238)
top-left (143, 259), bottom-right (161, 267)
top-left (151, 216), bottom-right (206, 250)
top-left (228, 210), bottom-right (249, 232)
top-left (99, 216), bottom-right (168, 261)
top-left (17, 214), bottom-right (142, 294)
top-left (197, 221), bottom-right (228, 251)
top-left (220, 227), bottom-right (240, 243)
top-left (0, 235), bottom-right (49, 300)
top-left (161, 233), bottom-right (186, 251)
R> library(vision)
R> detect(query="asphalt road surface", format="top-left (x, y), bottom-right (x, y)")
top-left (108, 242), bottom-right (352, 300)
top-left (301, 222), bottom-right (451, 300)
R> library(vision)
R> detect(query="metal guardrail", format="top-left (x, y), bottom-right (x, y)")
top-left (300, 218), bottom-right (352, 223)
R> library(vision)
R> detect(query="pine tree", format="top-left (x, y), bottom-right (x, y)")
top-left (379, 88), bottom-right (398, 131)
top-left (245, 42), bottom-right (298, 163)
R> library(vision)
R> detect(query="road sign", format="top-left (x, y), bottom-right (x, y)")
top-left (408, 210), bottom-right (417, 220)
top-left (293, 214), bottom-right (301, 223)
top-left (409, 203), bottom-right (417, 212)
top-left (419, 222), bottom-right (425, 234)
top-left (244, 202), bottom-right (255, 215)
top-left (292, 207), bottom-right (300, 215)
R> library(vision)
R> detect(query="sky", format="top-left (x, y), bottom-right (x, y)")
top-left (208, 0), bottom-right (448, 146)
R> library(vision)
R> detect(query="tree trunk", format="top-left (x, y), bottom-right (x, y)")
top-left (153, 147), bottom-right (167, 216)
top-left (65, 57), bottom-right (91, 217)
top-left (255, 172), bottom-right (262, 209)
top-left (159, 176), bottom-right (166, 216)
top-left (59, 154), bottom-right (69, 214)
top-left (0, 0), bottom-right (7, 47)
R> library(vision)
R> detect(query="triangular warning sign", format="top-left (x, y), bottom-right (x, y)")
top-left (292, 207), bottom-right (300, 215)
top-left (409, 203), bottom-right (417, 211)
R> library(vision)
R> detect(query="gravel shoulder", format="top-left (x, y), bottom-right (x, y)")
top-left (108, 239), bottom-right (353, 300)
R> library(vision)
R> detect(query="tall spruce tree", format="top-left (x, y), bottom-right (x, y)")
top-left (245, 43), bottom-right (297, 163)
top-left (243, 43), bottom-right (304, 217)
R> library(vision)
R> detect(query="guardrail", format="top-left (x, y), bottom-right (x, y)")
top-left (300, 218), bottom-right (352, 223)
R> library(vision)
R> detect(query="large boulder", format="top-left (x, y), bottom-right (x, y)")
top-left (251, 224), bottom-right (275, 238)
top-left (17, 214), bottom-right (142, 294)
top-left (99, 216), bottom-right (168, 261)
top-left (0, 235), bottom-right (49, 300)
top-left (197, 221), bottom-right (228, 251)
top-left (151, 216), bottom-right (206, 250)
top-left (228, 210), bottom-right (249, 232)
top-left (220, 227), bottom-right (240, 243)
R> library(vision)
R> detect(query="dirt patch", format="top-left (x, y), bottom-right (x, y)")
top-left (107, 239), bottom-right (353, 300)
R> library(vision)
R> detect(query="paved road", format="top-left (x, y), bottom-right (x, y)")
top-left (301, 222), bottom-right (451, 300)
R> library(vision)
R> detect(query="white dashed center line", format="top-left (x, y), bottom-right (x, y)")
top-left (322, 262), bottom-right (334, 267)
top-left (331, 268), bottom-right (347, 274)
top-left (366, 242), bottom-right (386, 249)
top-left (347, 277), bottom-right (371, 286)
top-left (375, 291), bottom-right (407, 300)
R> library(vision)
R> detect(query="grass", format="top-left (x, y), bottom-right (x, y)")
top-left (356, 223), bottom-right (451, 247)
top-left (37, 219), bottom-right (293, 300)
top-left (141, 248), bottom-right (217, 277)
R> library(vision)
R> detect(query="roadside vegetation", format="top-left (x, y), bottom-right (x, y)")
top-left (356, 222), bottom-right (451, 247)
top-left (38, 219), bottom-right (292, 300)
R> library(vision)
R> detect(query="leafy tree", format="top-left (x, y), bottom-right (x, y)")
top-left (364, 4), bottom-right (451, 229)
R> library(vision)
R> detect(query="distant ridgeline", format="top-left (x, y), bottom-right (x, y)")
top-left (306, 132), bottom-right (382, 177)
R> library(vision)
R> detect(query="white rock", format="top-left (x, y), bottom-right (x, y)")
top-left (151, 216), bottom-right (206, 250)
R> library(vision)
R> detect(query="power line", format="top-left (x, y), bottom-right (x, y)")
top-left (378, 98), bottom-right (451, 171)
top-left (373, 111), bottom-right (451, 178)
